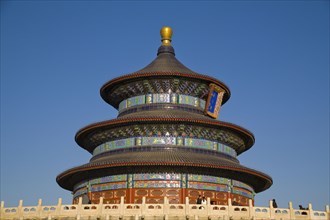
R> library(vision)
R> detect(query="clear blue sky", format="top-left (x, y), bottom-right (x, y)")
top-left (1, 0), bottom-right (329, 210)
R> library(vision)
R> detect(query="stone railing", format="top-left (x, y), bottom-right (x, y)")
top-left (1, 197), bottom-right (329, 220)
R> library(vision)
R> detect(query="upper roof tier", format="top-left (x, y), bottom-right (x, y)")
top-left (100, 27), bottom-right (231, 109)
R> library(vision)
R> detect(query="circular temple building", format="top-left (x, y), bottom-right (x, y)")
top-left (56, 27), bottom-right (272, 205)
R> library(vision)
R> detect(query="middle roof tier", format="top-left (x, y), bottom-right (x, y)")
top-left (75, 110), bottom-right (254, 156)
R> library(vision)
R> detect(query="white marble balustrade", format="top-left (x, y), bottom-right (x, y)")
top-left (1, 197), bottom-right (329, 220)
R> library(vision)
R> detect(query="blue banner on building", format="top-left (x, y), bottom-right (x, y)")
top-left (205, 84), bottom-right (224, 119)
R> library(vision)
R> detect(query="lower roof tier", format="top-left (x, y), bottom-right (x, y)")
top-left (56, 147), bottom-right (272, 193)
top-left (75, 110), bottom-right (255, 155)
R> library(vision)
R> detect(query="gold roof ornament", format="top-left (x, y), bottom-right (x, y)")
top-left (160, 26), bottom-right (173, 46)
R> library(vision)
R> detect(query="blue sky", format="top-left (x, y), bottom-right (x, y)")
top-left (1, 0), bottom-right (329, 210)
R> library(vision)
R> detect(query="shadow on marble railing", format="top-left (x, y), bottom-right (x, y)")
top-left (1, 197), bottom-right (329, 220)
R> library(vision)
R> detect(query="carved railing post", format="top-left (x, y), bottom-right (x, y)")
top-left (248, 199), bottom-right (254, 219)
top-left (0, 201), bottom-right (4, 218)
top-left (269, 199), bottom-right (273, 208)
top-left (185, 196), bottom-right (190, 217)
top-left (18, 200), bottom-right (23, 220)
top-left (227, 198), bottom-right (232, 219)
top-left (308, 203), bottom-right (313, 220)
top-left (37, 199), bottom-right (42, 218)
top-left (164, 196), bottom-right (168, 216)
top-left (206, 197), bottom-right (211, 216)
top-left (141, 197), bottom-right (146, 219)
top-left (98, 197), bottom-right (104, 218)
top-left (55, 198), bottom-right (62, 217)
top-left (77, 196), bottom-right (82, 220)
top-left (120, 196), bottom-right (125, 218)
top-left (289, 201), bottom-right (295, 220)
top-left (269, 199), bottom-right (274, 219)
top-left (164, 196), bottom-right (169, 220)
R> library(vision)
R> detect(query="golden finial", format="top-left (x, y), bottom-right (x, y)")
top-left (160, 26), bottom-right (173, 46)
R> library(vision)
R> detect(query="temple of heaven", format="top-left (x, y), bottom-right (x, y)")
top-left (56, 27), bottom-right (273, 205)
